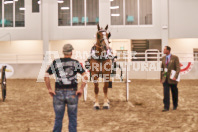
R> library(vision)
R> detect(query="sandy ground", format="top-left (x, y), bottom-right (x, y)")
top-left (0, 79), bottom-right (198, 132)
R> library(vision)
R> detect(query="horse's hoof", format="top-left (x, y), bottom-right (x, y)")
top-left (103, 106), bottom-right (110, 109)
top-left (94, 106), bottom-right (100, 110)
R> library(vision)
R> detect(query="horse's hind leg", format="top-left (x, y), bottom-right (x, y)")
top-left (93, 76), bottom-right (100, 110)
top-left (103, 81), bottom-right (110, 109)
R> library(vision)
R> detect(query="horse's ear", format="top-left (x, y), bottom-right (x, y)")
top-left (105, 25), bottom-right (108, 30)
top-left (108, 32), bottom-right (111, 39)
top-left (97, 33), bottom-right (100, 39)
top-left (97, 24), bottom-right (100, 31)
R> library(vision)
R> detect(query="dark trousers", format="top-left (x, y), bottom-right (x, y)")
top-left (163, 80), bottom-right (178, 109)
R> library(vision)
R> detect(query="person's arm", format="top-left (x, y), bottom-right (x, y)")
top-left (173, 56), bottom-right (180, 80)
top-left (76, 72), bottom-right (88, 98)
top-left (160, 59), bottom-right (164, 83)
top-left (44, 73), bottom-right (56, 97)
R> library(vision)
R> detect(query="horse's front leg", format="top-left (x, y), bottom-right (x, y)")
top-left (103, 77), bottom-right (110, 109)
top-left (93, 75), bottom-right (100, 110)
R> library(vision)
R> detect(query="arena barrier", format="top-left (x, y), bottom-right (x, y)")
top-left (0, 66), bottom-right (7, 102)
top-left (0, 51), bottom-right (197, 80)
top-left (0, 64), bottom-right (14, 102)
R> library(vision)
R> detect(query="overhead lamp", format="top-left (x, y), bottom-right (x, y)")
top-left (61, 7), bottom-right (70, 10)
top-left (110, 6), bottom-right (119, 9)
top-left (19, 7), bottom-right (25, 11)
top-left (4, 1), bottom-right (14, 4)
top-left (58, 0), bottom-right (64, 3)
top-left (111, 14), bottom-right (120, 16)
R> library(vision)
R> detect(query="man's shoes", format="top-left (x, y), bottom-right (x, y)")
top-left (173, 106), bottom-right (177, 110)
top-left (162, 108), bottom-right (169, 112)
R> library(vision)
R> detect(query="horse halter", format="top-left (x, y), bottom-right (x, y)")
top-left (96, 29), bottom-right (111, 51)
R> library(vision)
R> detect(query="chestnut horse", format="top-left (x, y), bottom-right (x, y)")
top-left (89, 24), bottom-right (112, 109)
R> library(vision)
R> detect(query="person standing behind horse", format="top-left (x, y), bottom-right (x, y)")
top-left (44, 44), bottom-right (88, 132)
top-left (160, 46), bottom-right (180, 112)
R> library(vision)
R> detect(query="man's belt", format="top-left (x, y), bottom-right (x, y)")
top-left (55, 88), bottom-right (76, 91)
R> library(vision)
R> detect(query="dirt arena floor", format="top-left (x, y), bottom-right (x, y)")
top-left (0, 79), bottom-right (198, 132)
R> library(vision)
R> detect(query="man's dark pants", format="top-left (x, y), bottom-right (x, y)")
top-left (163, 79), bottom-right (178, 110)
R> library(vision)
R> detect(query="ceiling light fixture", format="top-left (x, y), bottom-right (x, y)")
top-left (110, 6), bottom-right (119, 9)
top-left (4, 1), bottom-right (14, 4)
top-left (58, 0), bottom-right (64, 3)
top-left (19, 7), bottom-right (25, 10)
top-left (38, 0), bottom-right (41, 4)
top-left (111, 14), bottom-right (120, 16)
top-left (61, 7), bottom-right (70, 10)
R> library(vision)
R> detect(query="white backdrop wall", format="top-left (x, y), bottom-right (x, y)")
top-left (169, 0), bottom-right (198, 38)
top-left (50, 39), bottom-right (131, 62)
top-left (0, 40), bottom-right (43, 54)
top-left (50, 40), bottom-right (95, 63)
top-left (4, 0), bottom-right (198, 44)
top-left (110, 39), bottom-right (131, 53)
top-left (0, 40), bottom-right (43, 63)
top-left (169, 39), bottom-right (198, 63)
top-left (48, 0), bottom-right (163, 40)
top-left (169, 39), bottom-right (198, 54)
top-left (0, 0), bottom-right (42, 41)
top-left (5, 62), bottom-right (198, 79)
top-left (0, 0), bottom-right (165, 42)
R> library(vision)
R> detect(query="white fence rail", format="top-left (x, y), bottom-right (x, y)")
top-left (0, 52), bottom-right (198, 63)
top-left (0, 54), bottom-right (44, 63)
top-left (131, 52), bottom-right (198, 61)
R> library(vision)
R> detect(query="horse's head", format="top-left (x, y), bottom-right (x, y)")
top-left (96, 24), bottom-right (111, 51)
